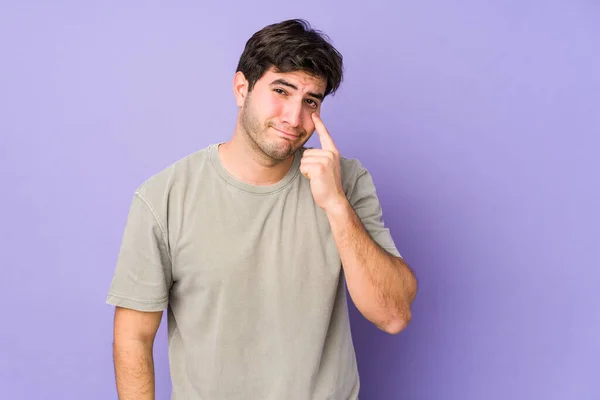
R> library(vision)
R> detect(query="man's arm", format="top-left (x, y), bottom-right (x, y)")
top-left (301, 112), bottom-right (417, 334)
top-left (325, 200), bottom-right (417, 334)
top-left (113, 306), bottom-right (163, 399)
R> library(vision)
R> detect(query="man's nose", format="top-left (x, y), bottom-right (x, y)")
top-left (281, 101), bottom-right (302, 128)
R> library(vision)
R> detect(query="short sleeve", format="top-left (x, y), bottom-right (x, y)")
top-left (349, 169), bottom-right (402, 258)
top-left (106, 191), bottom-right (173, 311)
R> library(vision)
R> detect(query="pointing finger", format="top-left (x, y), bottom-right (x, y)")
top-left (312, 113), bottom-right (337, 152)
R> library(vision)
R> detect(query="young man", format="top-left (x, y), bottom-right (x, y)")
top-left (107, 19), bottom-right (417, 400)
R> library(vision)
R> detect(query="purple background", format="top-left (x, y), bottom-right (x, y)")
top-left (1, 1), bottom-right (599, 399)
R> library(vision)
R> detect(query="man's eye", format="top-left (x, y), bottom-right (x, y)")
top-left (274, 88), bottom-right (286, 95)
top-left (306, 99), bottom-right (317, 108)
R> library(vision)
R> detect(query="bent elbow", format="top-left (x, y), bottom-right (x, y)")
top-left (379, 309), bottom-right (412, 335)
top-left (382, 318), bottom-right (409, 335)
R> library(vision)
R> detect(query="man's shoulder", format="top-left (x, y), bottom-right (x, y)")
top-left (134, 143), bottom-right (216, 199)
top-left (336, 153), bottom-right (374, 200)
top-left (339, 154), bottom-right (369, 184)
top-left (340, 154), bottom-right (366, 174)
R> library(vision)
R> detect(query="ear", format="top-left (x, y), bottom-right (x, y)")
top-left (233, 71), bottom-right (249, 107)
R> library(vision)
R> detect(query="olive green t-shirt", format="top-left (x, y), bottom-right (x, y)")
top-left (106, 143), bottom-right (400, 399)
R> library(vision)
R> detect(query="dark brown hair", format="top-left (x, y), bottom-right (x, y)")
top-left (236, 19), bottom-right (344, 98)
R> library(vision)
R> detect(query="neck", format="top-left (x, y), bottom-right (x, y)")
top-left (218, 127), bottom-right (295, 186)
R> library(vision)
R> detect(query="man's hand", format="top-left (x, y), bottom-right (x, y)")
top-left (300, 113), bottom-right (347, 213)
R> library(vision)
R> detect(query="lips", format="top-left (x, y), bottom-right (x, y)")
top-left (272, 127), bottom-right (300, 139)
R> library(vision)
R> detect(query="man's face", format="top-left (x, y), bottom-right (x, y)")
top-left (239, 68), bottom-right (327, 161)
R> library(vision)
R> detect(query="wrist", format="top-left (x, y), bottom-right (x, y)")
top-left (324, 196), bottom-right (352, 218)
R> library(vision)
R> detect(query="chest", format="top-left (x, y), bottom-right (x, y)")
top-left (170, 183), bottom-right (342, 291)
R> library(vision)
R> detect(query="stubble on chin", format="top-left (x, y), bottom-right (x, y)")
top-left (240, 105), bottom-right (299, 162)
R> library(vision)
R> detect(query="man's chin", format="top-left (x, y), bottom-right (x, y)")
top-left (268, 149), bottom-right (295, 161)
top-left (263, 143), bottom-right (297, 161)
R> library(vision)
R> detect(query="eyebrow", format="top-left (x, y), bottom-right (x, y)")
top-left (270, 79), bottom-right (324, 101)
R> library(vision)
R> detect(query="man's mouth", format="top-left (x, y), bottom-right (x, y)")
top-left (272, 127), bottom-right (300, 139)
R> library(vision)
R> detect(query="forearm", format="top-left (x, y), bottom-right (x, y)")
top-left (113, 339), bottom-right (156, 399)
top-left (326, 199), bottom-right (417, 334)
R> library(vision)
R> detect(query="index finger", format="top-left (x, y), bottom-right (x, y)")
top-left (311, 113), bottom-right (337, 152)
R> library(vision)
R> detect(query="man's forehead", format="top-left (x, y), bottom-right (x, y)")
top-left (262, 68), bottom-right (326, 93)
